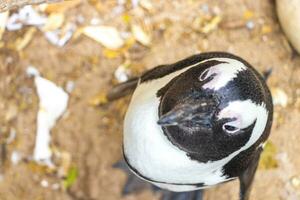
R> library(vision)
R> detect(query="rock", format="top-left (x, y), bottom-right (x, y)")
top-left (276, 0), bottom-right (300, 54)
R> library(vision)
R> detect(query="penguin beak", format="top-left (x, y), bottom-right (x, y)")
top-left (157, 96), bottom-right (217, 129)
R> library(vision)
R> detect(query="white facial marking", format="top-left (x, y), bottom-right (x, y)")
top-left (218, 99), bottom-right (268, 149)
top-left (123, 57), bottom-right (269, 192)
top-left (200, 58), bottom-right (247, 90)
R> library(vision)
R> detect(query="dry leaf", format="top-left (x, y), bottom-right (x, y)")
top-left (271, 87), bottom-right (288, 107)
top-left (89, 92), bottom-right (108, 106)
top-left (44, 23), bottom-right (76, 47)
top-left (261, 25), bottom-right (272, 34)
top-left (131, 24), bottom-right (151, 46)
top-left (6, 6), bottom-right (46, 31)
top-left (52, 149), bottom-right (72, 177)
top-left (139, 0), bottom-right (154, 12)
top-left (43, 0), bottom-right (82, 13)
top-left (200, 15), bottom-right (222, 34)
top-left (103, 49), bottom-right (122, 59)
top-left (42, 12), bottom-right (65, 31)
top-left (259, 141), bottom-right (278, 170)
top-left (291, 176), bottom-right (300, 188)
top-left (122, 14), bottom-right (132, 24)
top-left (243, 10), bottom-right (254, 20)
top-left (15, 27), bottom-right (37, 51)
top-left (0, 11), bottom-right (9, 40)
top-left (83, 26), bottom-right (124, 49)
top-left (5, 104), bottom-right (18, 122)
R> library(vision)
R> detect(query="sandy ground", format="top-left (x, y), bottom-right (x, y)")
top-left (0, 0), bottom-right (300, 200)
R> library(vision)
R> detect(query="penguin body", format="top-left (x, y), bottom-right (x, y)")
top-left (116, 52), bottom-right (273, 198)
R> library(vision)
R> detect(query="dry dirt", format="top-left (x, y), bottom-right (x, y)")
top-left (0, 0), bottom-right (300, 200)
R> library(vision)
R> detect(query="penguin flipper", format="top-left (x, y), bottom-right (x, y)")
top-left (160, 190), bottom-right (203, 200)
top-left (106, 77), bottom-right (139, 102)
top-left (238, 149), bottom-right (262, 200)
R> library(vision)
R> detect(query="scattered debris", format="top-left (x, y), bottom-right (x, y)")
top-left (28, 67), bottom-right (69, 167)
top-left (11, 151), bottom-right (22, 165)
top-left (15, 27), bottom-right (37, 51)
top-left (89, 92), bottom-right (108, 106)
top-left (131, 24), bottom-right (151, 46)
top-left (42, 12), bottom-right (65, 32)
top-left (193, 15), bottom-right (222, 34)
top-left (291, 176), bottom-right (300, 188)
top-left (261, 25), bottom-right (272, 34)
top-left (26, 66), bottom-right (41, 77)
top-left (65, 80), bottom-right (75, 93)
top-left (259, 141), bottom-right (278, 170)
top-left (41, 179), bottom-right (49, 188)
top-left (90, 18), bottom-right (102, 26)
top-left (246, 21), bottom-right (255, 30)
top-left (63, 166), bottom-right (78, 189)
top-left (103, 49), bottom-right (123, 59)
top-left (44, 23), bottom-right (76, 47)
top-left (53, 149), bottom-right (72, 178)
top-left (6, 128), bottom-right (16, 144)
top-left (4, 105), bottom-right (18, 122)
top-left (243, 10), bottom-right (254, 20)
top-left (6, 6), bottom-right (46, 31)
top-left (114, 61), bottom-right (131, 83)
top-left (0, 11), bottom-right (9, 40)
top-left (41, 0), bottom-right (82, 14)
top-left (202, 16), bottom-right (222, 34)
top-left (51, 183), bottom-right (60, 190)
top-left (139, 0), bottom-right (154, 12)
top-left (83, 26), bottom-right (124, 49)
top-left (271, 87), bottom-right (289, 107)
top-left (200, 4), bottom-right (210, 14)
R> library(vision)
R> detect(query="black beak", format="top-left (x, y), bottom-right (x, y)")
top-left (157, 95), bottom-right (217, 129)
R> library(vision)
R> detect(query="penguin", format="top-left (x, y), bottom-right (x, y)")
top-left (107, 52), bottom-right (273, 200)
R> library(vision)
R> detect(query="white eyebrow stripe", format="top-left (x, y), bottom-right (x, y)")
top-left (201, 58), bottom-right (247, 91)
top-left (218, 100), bottom-right (268, 141)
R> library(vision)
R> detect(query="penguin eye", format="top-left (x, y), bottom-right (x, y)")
top-left (222, 124), bottom-right (240, 134)
top-left (199, 69), bottom-right (210, 81)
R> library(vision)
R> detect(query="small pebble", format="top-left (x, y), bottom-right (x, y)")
top-left (90, 18), bottom-right (102, 25)
top-left (41, 179), bottom-right (49, 188)
top-left (271, 88), bottom-right (288, 107)
top-left (76, 15), bottom-right (85, 24)
top-left (114, 64), bottom-right (131, 83)
top-left (65, 81), bottom-right (75, 93)
top-left (246, 21), bottom-right (255, 30)
top-left (52, 183), bottom-right (60, 190)
top-left (201, 4), bottom-right (209, 13)
top-left (11, 151), bottom-right (21, 165)
top-left (26, 66), bottom-right (40, 77)
top-left (291, 176), bottom-right (300, 188)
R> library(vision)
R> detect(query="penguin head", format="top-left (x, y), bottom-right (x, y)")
top-left (157, 55), bottom-right (273, 162)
